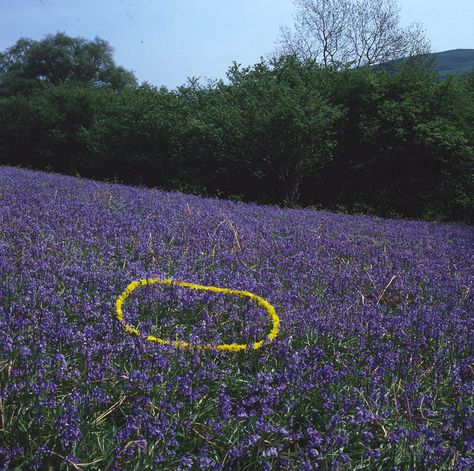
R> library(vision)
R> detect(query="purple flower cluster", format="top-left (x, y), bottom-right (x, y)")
top-left (0, 166), bottom-right (473, 469)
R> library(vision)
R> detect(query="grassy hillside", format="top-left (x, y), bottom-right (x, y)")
top-left (0, 166), bottom-right (473, 469)
top-left (380, 48), bottom-right (474, 77)
top-left (431, 49), bottom-right (474, 77)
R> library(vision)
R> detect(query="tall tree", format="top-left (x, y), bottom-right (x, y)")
top-left (0, 33), bottom-right (136, 96)
top-left (279, 0), bottom-right (430, 67)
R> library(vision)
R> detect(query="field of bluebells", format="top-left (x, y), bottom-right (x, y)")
top-left (0, 166), bottom-right (473, 470)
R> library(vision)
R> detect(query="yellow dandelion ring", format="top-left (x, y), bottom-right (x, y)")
top-left (115, 278), bottom-right (280, 352)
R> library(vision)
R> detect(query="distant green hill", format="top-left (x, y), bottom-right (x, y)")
top-left (378, 49), bottom-right (474, 77)
top-left (431, 49), bottom-right (474, 77)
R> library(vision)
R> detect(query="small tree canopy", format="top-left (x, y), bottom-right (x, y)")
top-left (279, 0), bottom-right (430, 68)
top-left (0, 32), bottom-right (137, 96)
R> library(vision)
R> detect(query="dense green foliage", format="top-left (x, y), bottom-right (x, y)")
top-left (1, 36), bottom-right (473, 223)
top-left (0, 33), bottom-right (136, 96)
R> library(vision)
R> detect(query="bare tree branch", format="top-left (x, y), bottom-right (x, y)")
top-left (277, 0), bottom-right (430, 68)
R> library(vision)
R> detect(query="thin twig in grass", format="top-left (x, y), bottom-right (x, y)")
top-left (0, 361), bottom-right (12, 432)
top-left (90, 396), bottom-right (127, 426)
top-left (190, 421), bottom-right (220, 447)
top-left (220, 425), bottom-right (247, 466)
top-left (354, 387), bottom-right (388, 438)
top-left (405, 395), bottom-right (413, 427)
top-left (88, 375), bottom-right (129, 385)
top-left (49, 451), bottom-right (83, 470)
top-left (461, 282), bottom-right (471, 302)
top-left (377, 275), bottom-right (397, 304)
top-left (418, 395), bottom-right (440, 423)
top-left (226, 218), bottom-right (242, 252)
top-left (415, 360), bottom-right (437, 383)
top-left (53, 452), bottom-right (104, 469)
top-left (124, 439), bottom-right (146, 451)
top-left (0, 361), bottom-right (11, 374)
top-left (214, 214), bottom-right (242, 252)
top-left (451, 451), bottom-right (460, 470)
top-left (364, 269), bottom-right (377, 290)
top-left (185, 202), bottom-right (192, 216)
top-left (345, 291), bottom-right (365, 313)
top-left (0, 397), bottom-right (3, 433)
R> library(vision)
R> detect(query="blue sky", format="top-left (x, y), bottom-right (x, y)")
top-left (1, 0), bottom-right (473, 89)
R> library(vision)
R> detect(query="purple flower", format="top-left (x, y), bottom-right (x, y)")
top-left (362, 430), bottom-right (374, 443)
top-left (1, 166), bottom-right (473, 468)
top-left (262, 447), bottom-right (278, 458)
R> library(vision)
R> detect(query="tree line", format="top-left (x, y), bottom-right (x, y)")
top-left (0, 33), bottom-right (473, 223)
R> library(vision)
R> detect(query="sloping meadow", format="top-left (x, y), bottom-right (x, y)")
top-left (0, 166), bottom-right (472, 469)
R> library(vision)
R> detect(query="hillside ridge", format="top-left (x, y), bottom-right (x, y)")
top-left (431, 48), bottom-right (474, 76)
